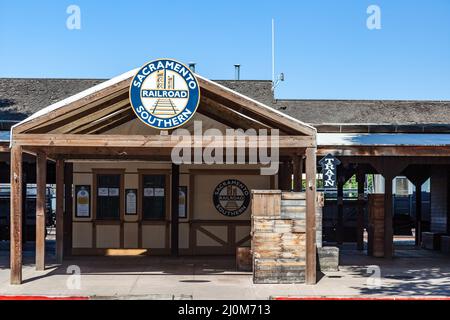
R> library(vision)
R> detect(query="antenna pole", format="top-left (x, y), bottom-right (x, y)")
top-left (272, 18), bottom-right (275, 84)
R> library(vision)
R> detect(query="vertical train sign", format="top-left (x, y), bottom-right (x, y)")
top-left (319, 154), bottom-right (341, 189)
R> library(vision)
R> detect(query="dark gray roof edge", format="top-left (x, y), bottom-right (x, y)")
top-left (274, 99), bottom-right (450, 103)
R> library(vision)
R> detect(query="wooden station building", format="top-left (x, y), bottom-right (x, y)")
top-left (1, 66), bottom-right (450, 285)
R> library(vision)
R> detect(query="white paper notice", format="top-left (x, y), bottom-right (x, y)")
top-left (144, 188), bottom-right (154, 197)
top-left (109, 188), bottom-right (119, 196)
top-left (98, 188), bottom-right (109, 197)
top-left (154, 188), bottom-right (165, 197)
top-left (126, 190), bottom-right (137, 214)
top-left (77, 188), bottom-right (90, 217)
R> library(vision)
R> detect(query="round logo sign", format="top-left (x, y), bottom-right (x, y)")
top-left (129, 58), bottom-right (200, 129)
top-left (213, 179), bottom-right (250, 217)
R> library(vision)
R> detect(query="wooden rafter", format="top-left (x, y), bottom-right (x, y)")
top-left (54, 98), bottom-right (130, 134)
top-left (197, 77), bottom-right (316, 136)
top-left (199, 96), bottom-right (272, 131)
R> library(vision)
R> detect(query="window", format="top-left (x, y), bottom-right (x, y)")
top-left (395, 177), bottom-right (410, 197)
top-left (96, 174), bottom-right (121, 220)
top-left (142, 175), bottom-right (166, 220)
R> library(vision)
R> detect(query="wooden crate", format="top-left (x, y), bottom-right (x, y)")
top-left (236, 247), bottom-right (252, 271)
top-left (252, 191), bottom-right (307, 284)
top-left (253, 258), bottom-right (305, 284)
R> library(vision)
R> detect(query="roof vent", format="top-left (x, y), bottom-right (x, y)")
top-left (188, 62), bottom-right (196, 73)
top-left (234, 64), bottom-right (241, 80)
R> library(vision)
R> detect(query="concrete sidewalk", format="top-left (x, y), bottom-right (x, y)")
top-left (1, 242), bottom-right (450, 299)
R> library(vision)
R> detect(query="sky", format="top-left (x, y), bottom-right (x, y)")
top-left (1, 0), bottom-right (450, 100)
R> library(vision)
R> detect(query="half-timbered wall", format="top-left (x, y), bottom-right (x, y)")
top-left (71, 161), bottom-right (272, 255)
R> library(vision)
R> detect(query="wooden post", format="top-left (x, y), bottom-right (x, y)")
top-left (278, 158), bottom-right (292, 191)
top-left (64, 163), bottom-right (73, 257)
top-left (305, 147), bottom-right (317, 285)
top-left (293, 156), bottom-right (303, 192)
top-left (35, 153), bottom-right (47, 271)
top-left (171, 163), bottom-right (179, 256)
top-left (336, 172), bottom-right (344, 245)
top-left (56, 159), bottom-right (64, 264)
top-left (414, 181), bottom-right (422, 247)
top-left (10, 145), bottom-right (23, 284)
top-left (21, 163), bottom-right (27, 244)
top-left (356, 170), bottom-right (365, 250)
top-left (384, 175), bottom-right (394, 259)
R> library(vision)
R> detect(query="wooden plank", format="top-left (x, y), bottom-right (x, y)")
top-left (56, 159), bottom-right (64, 264)
top-left (251, 191), bottom-right (281, 217)
top-left (56, 98), bottom-right (130, 134)
top-left (305, 147), bottom-right (317, 285)
top-left (10, 145), bottom-right (22, 284)
top-left (13, 134), bottom-right (315, 149)
top-left (35, 152), bottom-right (47, 271)
top-left (281, 192), bottom-right (306, 200)
top-left (199, 96), bottom-right (271, 130)
top-left (16, 82), bottom-right (131, 134)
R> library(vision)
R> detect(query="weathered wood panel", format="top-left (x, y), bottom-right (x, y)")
top-left (251, 190), bottom-right (281, 217)
top-left (368, 194), bottom-right (384, 257)
top-left (252, 191), bottom-right (308, 284)
top-left (10, 145), bottom-right (22, 285)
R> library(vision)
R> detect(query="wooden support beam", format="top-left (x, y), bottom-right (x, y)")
top-left (64, 163), bottom-right (73, 257)
top-left (55, 159), bottom-right (64, 264)
top-left (35, 152), bottom-right (47, 271)
top-left (414, 181), bottom-right (422, 247)
top-left (305, 147), bottom-right (317, 285)
top-left (10, 145), bottom-right (22, 284)
top-left (21, 163), bottom-right (28, 245)
top-left (171, 163), bottom-right (180, 256)
top-left (356, 170), bottom-right (365, 251)
top-left (384, 175), bottom-right (394, 259)
top-left (278, 158), bottom-right (292, 191)
top-left (13, 134), bottom-right (315, 149)
top-left (293, 156), bottom-right (303, 192)
top-left (336, 172), bottom-right (345, 245)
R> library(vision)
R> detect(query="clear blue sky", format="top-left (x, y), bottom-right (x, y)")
top-left (1, 0), bottom-right (450, 100)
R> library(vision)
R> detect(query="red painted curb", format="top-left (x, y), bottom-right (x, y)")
top-left (0, 295), bottom-right (90, 300)
top-left (274, 297), bottom-right (450, 301)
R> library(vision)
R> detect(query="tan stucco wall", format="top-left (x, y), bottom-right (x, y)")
top-left (71, 161), bottom-right (272, 254)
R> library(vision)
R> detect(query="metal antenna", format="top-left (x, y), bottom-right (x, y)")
top-left (271, 18), bottom-right (285, 93)
top-left (272, 18), bottom-right (275, 84)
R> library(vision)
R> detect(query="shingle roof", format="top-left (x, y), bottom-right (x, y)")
top-left (1, 78), bottom-right (450, 131)
top-left (273, 99), bottom-right (450, 125)
top-left (0, 78), bottom-right (273, 122)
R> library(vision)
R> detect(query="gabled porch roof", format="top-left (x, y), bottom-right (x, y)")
top-left (11, 69), bottom-right (316, 137)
